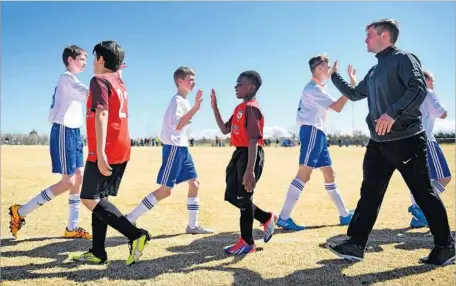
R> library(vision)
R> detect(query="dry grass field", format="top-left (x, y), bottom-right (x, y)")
top-left (1, 145), bottom-right (455, 285)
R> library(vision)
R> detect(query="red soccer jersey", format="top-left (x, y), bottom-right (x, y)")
top-left (86, 73), bottom-right (131, 164)
top-left (230, 99), bottom-right (265, 147)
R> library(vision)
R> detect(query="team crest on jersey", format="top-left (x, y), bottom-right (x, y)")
top-left (236, 110), bottom-right (243, 121)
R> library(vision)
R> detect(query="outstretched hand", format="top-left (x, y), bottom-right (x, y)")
top-left (194, 89), bottom-right (203, 109)
top-left (330, 60), bottom-right (339, 75)
top-left (347, 64), bottom-right (357, 87)
top-left (210, 89), bottom-right (218, 110)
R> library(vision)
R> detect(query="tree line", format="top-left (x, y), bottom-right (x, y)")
top-left (1, 130), bottom-right (454, 146)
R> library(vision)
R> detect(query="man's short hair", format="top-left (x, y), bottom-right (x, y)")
top-left (239, 70), bottom-right (262, 92)
top-left (174, 66), bottom-right (195, 86)
top-left (365, 18), bottom-right (400, 45)
top-left (62, 45), bottom-right (87, 67)
top-left (309, 53), bottom-right (329, 72)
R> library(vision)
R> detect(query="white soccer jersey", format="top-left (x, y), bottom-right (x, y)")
top-left (48, 71), bottom-right (88, 128)
top-left (420, 89), bottom-right (447, 142)
top-left (296, 79), bottom-right (336, 133)
top-left (160, 94), bottom-right (192, 147)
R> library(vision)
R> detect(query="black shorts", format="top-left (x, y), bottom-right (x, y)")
top-left (80, 161), bottom-right (128, 200)
top-left (224, 147), bottom-right (264, 206)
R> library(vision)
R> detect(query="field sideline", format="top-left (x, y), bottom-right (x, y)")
top-left (1, 145), bottom-right (455, 285)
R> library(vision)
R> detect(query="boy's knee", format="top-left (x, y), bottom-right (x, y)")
top-left (189, 179), bottom-right (199, 190)
top-left (81, 198), bottom-right (98, 211)
top-left (155, 185), bottom-right (172, 200)
top-left (75, 168), bottom-right (83, 181)
top-left (321, 168), bottom-right (336, 183)
top-left (297, 166), bottom-right (312, 183)
top-left (61, 174), bottom-right (77, 188)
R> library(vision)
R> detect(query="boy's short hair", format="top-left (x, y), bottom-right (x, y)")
top-left (423, 70), bottom-right (434, 81)
top-left (62, 45), bottom-right (87, 67)
top-left (93, 41), bottom-right (124, 72)
top-left (309, 53), bottom-right (329, 72)
top-left (174, 66), bottom-right (195, 87)
top-left (365, 18), bottom-right (400, 45)
top-left (239, 70), bottom-right (262, 92)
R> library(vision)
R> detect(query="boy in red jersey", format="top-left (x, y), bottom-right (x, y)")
top-left (211, 70), bottom-right (277, 254)
top-left (71, 41), bottom-right (150, 266)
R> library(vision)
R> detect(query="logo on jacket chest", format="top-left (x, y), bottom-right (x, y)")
top-left (369, 69), bottom-right (375, 78)
top-left (236, 109), bottom-right (244, 121)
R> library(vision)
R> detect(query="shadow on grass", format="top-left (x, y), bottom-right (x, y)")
top-left (318, 227), bottom-right (456, 253)
top-left (1, 229), bottom-right (447, 284)
top-left (1, 232), bottom-right (247, 282)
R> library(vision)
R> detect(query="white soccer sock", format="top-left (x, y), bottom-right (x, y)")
top-left (126, 193), bottom-right (158, 223)
top-left (279, 178), bottom-right (305, 220)
top-left (432, 180), bottom-right (445, 196)
top-left (67, 194), bottom-right (81, 231)
top-left (325, 182), bottom-right (349, 217)
top-left (18, 188), bottom-right (55, 217)
top-left (187, 197), bottom-right (200, 229)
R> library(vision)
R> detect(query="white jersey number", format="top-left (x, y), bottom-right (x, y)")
top-left (117, 89), bottom-right (128, 118)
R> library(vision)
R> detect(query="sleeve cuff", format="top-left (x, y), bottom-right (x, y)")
top-left (385, 108), bottom-right (398, 120)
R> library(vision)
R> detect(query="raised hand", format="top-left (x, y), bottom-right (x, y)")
top-left (210, 89), bottom-right (218, 110)
top-left (330, 60), bottom-right (339, 75)
top-left (194, 89), bottom-right (203, 109)
top-left (348, 64), bottom-right (357, 87)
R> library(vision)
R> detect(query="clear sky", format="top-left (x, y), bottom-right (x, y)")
top-left (2, 1), bottom-right (455, 139)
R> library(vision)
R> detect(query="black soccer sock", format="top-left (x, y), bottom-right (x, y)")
top-left (253, 204), bottom-right (271, 225)
top-left (93, 199), bottom-right (142, 241)
top-left (91, 210), bottom-right (108, 258)
top-left (240, 203), bottom-right (255, 245)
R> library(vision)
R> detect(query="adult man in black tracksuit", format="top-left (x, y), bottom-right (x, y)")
top-left (327, 18), bottom-right (455, 266)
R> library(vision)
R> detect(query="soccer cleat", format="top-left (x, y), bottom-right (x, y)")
top-left (420, 244), bottom-right (456, 266)
top-left (64, 227), bottom-right (92, 239)
top-left (185, 225), bottom-right (215, 234)
top-left (72, 250), bottom-right (107, 264)
top-left (263, 213), bottom-right (278, 243)
top-left (408, 205), bottom-right (428, 226)
top-left (410, 217), bottom-right (427, 228)
top-left (276, 217), bottom-right (305, 231)
top-left (340, 210), bottom-right (355, 226)
top-left (126, 230), bottom-right (151, 266)
top-left (9, 204), bottom-right (26, 239)
top-left (224, 237), bottom-right (256, 254)
top-left (328, 239), bottom-right (365, 262)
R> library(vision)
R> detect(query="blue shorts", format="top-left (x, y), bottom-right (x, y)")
top-left (426, 141), bottom-right (451, 180)
top-left (157, 144), bottom-right (197, 188)
top-left (49, 123), bottom-right (84, 175)
top-left (299, 125), bottom-right (332, 168)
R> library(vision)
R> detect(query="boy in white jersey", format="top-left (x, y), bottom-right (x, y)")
top-left (408, 70), bottom-right (452, 228)
top-left (9, 45), bottom-right (91, 239)
top-left (126, 66), bottom-right (214, 234)
top-left (277, 54), bottom-right (355, 231)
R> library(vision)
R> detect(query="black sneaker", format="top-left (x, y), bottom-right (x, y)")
top-left (328, 239), bottom-right (365, 262)
top-left (420, 244), bottom-right (455, 266)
